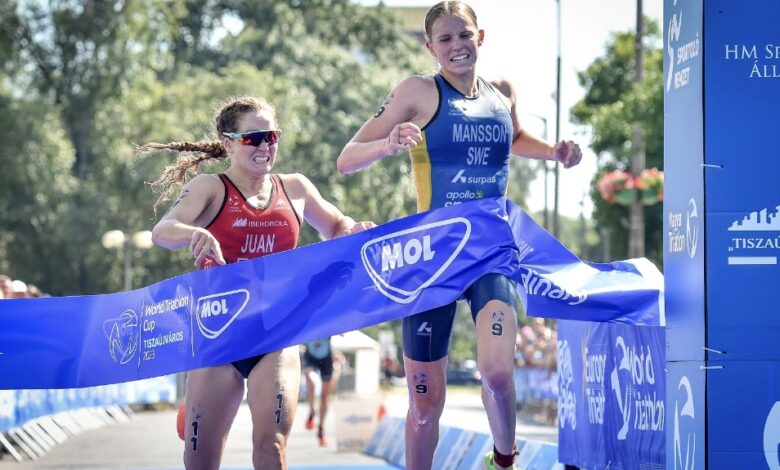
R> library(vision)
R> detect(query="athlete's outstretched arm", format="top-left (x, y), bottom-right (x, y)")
top-left (151, 174), bottom-right (227, 265)
top-left (491, 78), bottom-right (582, 168)
top-left (283, 174), bottom-right (375, 239)
top-left (336, 77), bottom-right (426, 174)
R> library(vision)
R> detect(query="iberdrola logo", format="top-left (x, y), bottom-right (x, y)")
top-left (360, 218), bottom-right (471, 304)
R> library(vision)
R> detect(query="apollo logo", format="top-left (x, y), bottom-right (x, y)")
top-left (673, 376), bottom-right (696, 470)
top-left (195, 289), bottom-right (250, 339)
top-left (104, 309), bottom-right (140, 365)
top-left (765, 401), bottom-right (780, 470)
top-left (361, 218), bottom-right (471, 304)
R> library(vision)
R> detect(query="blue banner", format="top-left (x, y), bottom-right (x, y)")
top-left (0, 198), bottom-right (663, 389)
top-left (557, 320), bottom-right (666, 469)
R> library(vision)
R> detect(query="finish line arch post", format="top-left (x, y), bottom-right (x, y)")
top-left (664, 0), bottom-right (780, 469)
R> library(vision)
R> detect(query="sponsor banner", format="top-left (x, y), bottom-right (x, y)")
top-left (0, 198), bottom-right (663, 389)
top-left (704, 0), bottom-right (780, 359)
top-left (558, 320), bottom-right (666, 469)
top-left (707, 361), bottom-right (780, 469)
top-left (706, 211), bottom-right (779, 360)
top-left (666, 361), bottom-right (705, 470)
top-left (664, 0), bottom-right (705, 362)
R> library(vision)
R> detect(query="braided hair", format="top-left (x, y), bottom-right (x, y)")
top-left (137, 96), bottom-right (276, 215)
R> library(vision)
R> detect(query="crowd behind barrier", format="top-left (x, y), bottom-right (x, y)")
top-left (515, 318), bottom-right (558, 426)
top-left (0, 274), bottom-right (43, 300)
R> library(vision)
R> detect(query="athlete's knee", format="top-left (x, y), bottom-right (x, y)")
top-left (480, 367), bottom-right (515, 397)
top-left (407, 385), bottom-right (445, 425)
top-left (252, 431), bottom-right (287, 468)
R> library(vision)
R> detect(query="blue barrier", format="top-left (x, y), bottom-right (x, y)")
top-left (0, 375), bottom-right (177, 433)
top-left (365, 416), bottom-right (563, 469)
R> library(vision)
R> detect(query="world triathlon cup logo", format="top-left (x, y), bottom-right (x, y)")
top-left (673, 376), bottom-right (696, 470)
top-left (360, 218), bottom-right (471, 304)
top-left (195, 289), bottom-right (250, 339)
top-left (104, 309), bottom-right (140, 365)
top-left (765, 401), bottom-right (780, 470)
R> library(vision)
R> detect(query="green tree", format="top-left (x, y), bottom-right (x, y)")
top-left (572, 21), bottom-right (663, 265)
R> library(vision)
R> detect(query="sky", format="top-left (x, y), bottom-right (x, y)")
top-left (356, 0), bottom-right (663, 218)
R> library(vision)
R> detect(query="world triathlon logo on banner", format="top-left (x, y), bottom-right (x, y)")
top-left (360, 218), bottom-right (471, 304)
top-left (673, 376), bottom-right (696, 470)
top-left (195, 289), bottom-right (250, 339)
top-left (727, 205), bottom-right (780, 266)
top-left (609, 336), bottom-right (664, 441)
top-left (103, 309), bottom-right (140, 365)
top-left (668, 198), bottom-right (699, 259)
top-left (764, 401), bottom-right (780, 470)
top-left (557, 339), bottom-right (577, 430)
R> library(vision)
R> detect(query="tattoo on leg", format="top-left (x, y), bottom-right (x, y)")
top-left (491, 311), bottom-right (504, 337)
top-left (413, 373), bottom-right (428, 394)
top-left (274, 393), bottom-right (283, 424)
top-left (190, 417), bottom-right (200, 451)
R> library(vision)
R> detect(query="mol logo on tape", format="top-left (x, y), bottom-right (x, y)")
top-left (361, 218), bottom-right (471, 304)
top-left (195, 289), bottom-right (250, 339)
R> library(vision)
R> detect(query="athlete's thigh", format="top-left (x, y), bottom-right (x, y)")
top-left (467, 275), bottom-right (519, 372)
top-left (402, 302), bottom-right (457, 362)
top-left (246, 347), bottom-right (301, 438)
top-left (183, 365), bottom-right (244, 464)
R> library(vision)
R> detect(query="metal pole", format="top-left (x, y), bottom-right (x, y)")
top-left (123, 240), bottom-right (132, 291)
top-left (538, 117), bottom-right (549, 229)
top-left (553, 0), bottom-right (562, 237)
top-left (629, 0), bottom-right (646, 257)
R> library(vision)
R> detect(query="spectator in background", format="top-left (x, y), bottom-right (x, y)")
top-left (0, 275), bottom-right (12, 299)
top-left (26, 284), bottom-right (43, 298)
top-left (10, 280), bottom-right (28, 299)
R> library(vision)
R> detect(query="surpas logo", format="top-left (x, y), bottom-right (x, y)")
top-left (104, 309), bottom-right (140, 365)
top-left (417, 322), bottom-right (432, 336)
top-left (765, 401), bottom-right (780, 470)
top-left (451, 169), bottom-right (467, 183)
top-left (195, 289), bottom-right (250, 339)
top-left (361, 218), bottom-right (471, 304)
top-left (673, 376), bottom-right (696, 470)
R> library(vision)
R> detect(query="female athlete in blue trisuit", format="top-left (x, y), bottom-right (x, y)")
top-left (337, 2), bottom-right (582, 469)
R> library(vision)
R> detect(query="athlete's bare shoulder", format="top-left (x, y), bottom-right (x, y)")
top-left (180, 173), bottom-right (222, 197)
top-left (488, 76), bottom-right (515, 100)
top-left (276, 173), bottom-right (312, 198)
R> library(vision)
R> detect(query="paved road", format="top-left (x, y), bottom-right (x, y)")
top-left (0, 387), bottom-right (556, 469)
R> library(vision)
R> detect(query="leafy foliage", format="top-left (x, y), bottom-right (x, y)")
top-left (572, 21), bottom-right (663, 264)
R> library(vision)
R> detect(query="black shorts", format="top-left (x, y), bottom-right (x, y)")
top-left (402, 273), bottom-right (518, 362)
top-left (303, 352), bottom-right (334, 381)
top-left (232, 354), bottom-right (267, 379)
